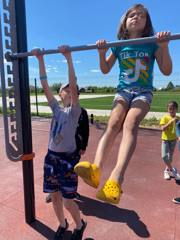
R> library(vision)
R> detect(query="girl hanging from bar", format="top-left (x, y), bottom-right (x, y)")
top-left (74, 3), bottom-right (172, 204)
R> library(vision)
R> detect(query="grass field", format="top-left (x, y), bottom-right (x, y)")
top-left (150, 92), bottom-right (180, 112)
top-left (35, 91), bottom-right (180, 112)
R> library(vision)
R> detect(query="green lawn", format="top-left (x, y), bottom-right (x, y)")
top-left (35, 91), bottom-right (180, 112)
top-left (151, 92), bottom-right (180, 112)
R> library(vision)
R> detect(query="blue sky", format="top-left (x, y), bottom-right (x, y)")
top-left (19, 1), bottom-right (180, 88)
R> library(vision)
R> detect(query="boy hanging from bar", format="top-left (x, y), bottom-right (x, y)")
top-left (31, 46), bottom-right (87, 240)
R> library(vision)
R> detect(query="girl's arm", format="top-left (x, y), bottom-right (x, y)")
top-left (155, 31), bottom-right (172, 76)
top-left (31, 49), bottom-right (54, 103)
top-left (59, 46), bottom-right (79, 106)
top-left (96, 39), bottom-right (116, 74)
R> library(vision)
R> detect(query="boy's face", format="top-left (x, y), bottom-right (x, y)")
top-left (59, 86), bottom-right (71, 106)
top-left (168, 104), bottom-right (177, 117)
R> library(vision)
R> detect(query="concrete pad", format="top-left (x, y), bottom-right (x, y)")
top-left (0, 116), bottom-right (180, 240)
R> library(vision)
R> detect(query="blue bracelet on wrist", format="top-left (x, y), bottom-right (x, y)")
top-left (40, 75), bottom-right (47, 80)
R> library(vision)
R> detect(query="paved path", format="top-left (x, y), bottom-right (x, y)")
top-left (0, 94), bottom-right (165, 119)
top-left (30, 94), bottom-right (165, 119)
top-left (30, 104), bottom-right (165, 119)
top-left (0, 116), bottom-right (180, 240)
top-left (30, 94), bottom-right (167, 119)
top-left (30, 94), bottom-right (114, 103)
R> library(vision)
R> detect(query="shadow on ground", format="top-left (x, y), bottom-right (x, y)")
top-left (175, 179), bottom-right (180, 185)
top-left (30, 219), bottom-right (72, 240)
top-left (75, 195), bottom-right (150, 238)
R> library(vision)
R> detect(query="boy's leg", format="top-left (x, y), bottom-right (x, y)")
top-left (59, 152), bottom-right (82, 225)
top-left (168, 140), bottom-right (180, 179)
top-left (63, 198), bottom-right (83, 229)
top-left (61, 157), bottom-right (87, 240)
top-left (43, 152), bottom-right (69, 239)
top-left (52, 192), bottom-right (69, 240)
top-left (43, 152), bottom-right (66, 225)
top-left (161, 140), bottom-right (172, 179)
top-left (63, 199), bottom-right (87, 240)
top-left (74, 100), bottom-right (128, 188)
top-left (45, 193), bottom-right (52, 203)
top-left (51, 191), bottom-right (66, 226)
top-left (161, 140), bottom-right (179, 179)
top-left (172, 197), bottom-right (180, 204)
top-left (162, 140), bottom-right (172, 168)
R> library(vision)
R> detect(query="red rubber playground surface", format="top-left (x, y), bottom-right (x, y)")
top-left (0, 116), bottom-right (180, 240)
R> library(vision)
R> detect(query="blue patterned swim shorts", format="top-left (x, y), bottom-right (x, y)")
top-left (43, 149), bottom-right (80, 199)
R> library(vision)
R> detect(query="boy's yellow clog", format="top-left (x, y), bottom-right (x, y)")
top-left (74, 161), bottom-right (100, 188)
top-left (96, 179), bottom-right (122, 204)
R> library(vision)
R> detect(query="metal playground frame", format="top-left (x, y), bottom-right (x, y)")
top-left (0, 0), bottom-right (180, 224)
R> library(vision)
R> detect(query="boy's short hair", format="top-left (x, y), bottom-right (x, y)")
top-left (168, 101), bottom-right (178, 109)
top-left (59, 83), bottom-right (79, 95)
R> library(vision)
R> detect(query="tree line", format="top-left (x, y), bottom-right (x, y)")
top-left (0, 81), bottom-right (180, 96)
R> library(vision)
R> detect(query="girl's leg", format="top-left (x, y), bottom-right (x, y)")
top-left (74, 100), bottom-right (129, 188)
top-left (109, 100), bottom-right (149, 184)
top-left (51, 191), bottom-right (66, 227)
top-left (94, 100), bottom-right (129, 168)
top-left (63, 198), bottom-right (82, 229)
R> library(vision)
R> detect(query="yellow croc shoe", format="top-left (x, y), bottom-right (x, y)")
top-left (74, 161), bottom-right (100, 188)
top-left (96, 179), bottom-right (122, 204)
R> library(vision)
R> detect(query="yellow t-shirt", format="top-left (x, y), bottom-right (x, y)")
top-left (159, 115), bottom-right (178, 140)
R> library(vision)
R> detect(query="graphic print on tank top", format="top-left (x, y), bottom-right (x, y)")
top-left (121, 52), bottom-right (150, 86)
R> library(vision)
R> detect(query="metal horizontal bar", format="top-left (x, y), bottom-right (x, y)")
top-left (8, 33), bottom-right (180, 59)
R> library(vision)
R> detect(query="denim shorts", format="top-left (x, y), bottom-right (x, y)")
top-left (161, 140), bottom-right (176, 163)
top-left (43, 150), bottom-right (80, 199)
top-left (113, 88), bottom-right (153, 107)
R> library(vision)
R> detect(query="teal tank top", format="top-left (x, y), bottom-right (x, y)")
top-left (111, 43), bottom-right (159, 91)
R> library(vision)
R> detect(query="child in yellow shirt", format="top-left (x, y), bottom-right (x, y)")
top-left (160, 101), bottom-right (180, 180)
top-left (172, 120), bottom-right (180, 203)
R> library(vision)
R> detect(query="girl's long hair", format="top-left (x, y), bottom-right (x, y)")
top-left (117, 4), bottom-right (155, 40)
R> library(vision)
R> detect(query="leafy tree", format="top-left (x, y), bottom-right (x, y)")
top-left (50, 83), bottom-right (62, 93)
top-left (166, 81), bottom-right (174, 90)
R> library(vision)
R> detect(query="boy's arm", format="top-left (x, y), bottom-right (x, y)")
top-left (31, 49), bottom-right (54, 103)
top-left (59, 46), bottom-right (79, 106)
top-left (160, 117), bottom-right (177, 131)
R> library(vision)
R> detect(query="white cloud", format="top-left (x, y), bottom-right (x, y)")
top-left (74, 60), bottom-right (81, 64)
top-left (29, 66), bottom-right (39, 73)
top-left (32, 46), bottom-right (40, 49)
top-left (61, 59), bottom-right (81, 64)
top-left (90, 69), bottom-right (100, 73)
